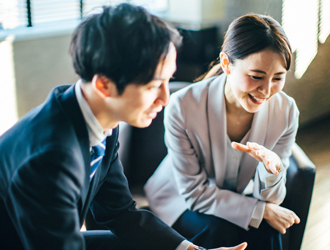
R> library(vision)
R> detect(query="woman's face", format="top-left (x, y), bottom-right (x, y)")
top-left (225, 49), bottom-right (287, 113)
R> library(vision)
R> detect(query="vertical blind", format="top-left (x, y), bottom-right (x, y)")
top-left (0, 0), bottom-right (27, 29)
top-left (0, 0), bottom-right (168, 30)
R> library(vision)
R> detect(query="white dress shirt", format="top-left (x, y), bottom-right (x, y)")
top-left (75, 80), bottom-right (112, 147)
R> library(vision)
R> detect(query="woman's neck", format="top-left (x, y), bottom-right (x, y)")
top-left (224, 79), bottom-right (254, 142)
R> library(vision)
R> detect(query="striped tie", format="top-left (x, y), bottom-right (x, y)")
top-left (90, 139), bottom-right (106, 181)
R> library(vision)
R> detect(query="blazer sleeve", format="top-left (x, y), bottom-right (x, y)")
top-left (253, 97), bottom-right (300, 204)
top-left (90, 140), bottom-right (185, 250)
top-left (164, 95), bottom-right (259, 230)
top-left (5, 146), bottom-right (87, 250)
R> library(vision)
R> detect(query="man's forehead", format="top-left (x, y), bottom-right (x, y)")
top-left (153, 43), bottom-right (177, 80)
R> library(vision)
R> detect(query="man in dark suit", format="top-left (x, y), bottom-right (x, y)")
top-left (0, 3), bottom-right (247, 250)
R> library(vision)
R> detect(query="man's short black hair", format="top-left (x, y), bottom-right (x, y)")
top-left (70, 3), bottom-right (182, 94)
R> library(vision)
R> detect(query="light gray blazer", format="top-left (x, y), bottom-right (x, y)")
top-left (144, 74), bottom-right (299, 230)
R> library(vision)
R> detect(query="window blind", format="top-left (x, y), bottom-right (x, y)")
top-left (0, 0), bottom-right (168, 30)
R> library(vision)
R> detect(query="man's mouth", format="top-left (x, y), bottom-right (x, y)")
top-left (147, 107), bottom-right (162, 119)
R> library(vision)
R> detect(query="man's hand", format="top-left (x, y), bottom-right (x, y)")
top-left (263, 203), bottom-right (300, 234)
top-left (211, 242), bottom-right (248, 250)
top-left (231, 141), bottom-right (282, 175)
top-left (187, 242), bottom-right (247, 250)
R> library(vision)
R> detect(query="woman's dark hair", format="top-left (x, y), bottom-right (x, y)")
top-left (196, 14), bottom-right (292, 81)
top-left (70, 3), bottom-right (182, 94)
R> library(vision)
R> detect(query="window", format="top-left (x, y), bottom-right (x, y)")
top-left (282, 0), bottom-right (330, 78)
top-left (0, 0), bottom-right (168, 30)
top-left (0, 0), bottom-right (27, 29)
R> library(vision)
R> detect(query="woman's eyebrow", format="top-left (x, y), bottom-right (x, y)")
top-left (249, 69), bottom-right (266, 74)
top-left (249, 69), bottom-right (286, 75)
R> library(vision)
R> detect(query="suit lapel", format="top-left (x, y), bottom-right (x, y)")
top-left (57, 85), bottom-right (91, 208)
top-left (207, 75), bottom-right (228, 188)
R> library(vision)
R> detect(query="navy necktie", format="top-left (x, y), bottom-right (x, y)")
top-left (90, 139), bottom-right (106, 181)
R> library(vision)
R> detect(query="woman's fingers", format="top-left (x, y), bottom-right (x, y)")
top-left (255, 149), bottom-right (267, 157)
top-left (264, 204), bottom-right (300, 234)
top-left (263, 158), bottom-right (278, 174)
top-left (255, 147), bottom-right (282, 174)
top-left (232, 142), bottom-right (262, 162)
top-left (231, 142), bottom-right (251, 153)
top-left (233, 142), bottom-right (281, 175)
top-left (247, 142), bottom-right (263, 150)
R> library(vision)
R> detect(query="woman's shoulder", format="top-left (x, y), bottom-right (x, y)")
top-left (268, 91), bottom-right (299, 126)
top-left (270, 91), bottom-right (298, 111)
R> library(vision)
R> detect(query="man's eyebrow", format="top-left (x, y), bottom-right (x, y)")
top-left (249, 69), bottom-right (286, 75)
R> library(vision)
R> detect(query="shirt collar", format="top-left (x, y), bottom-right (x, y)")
top-left (75, 80), bottom-right (112, 147)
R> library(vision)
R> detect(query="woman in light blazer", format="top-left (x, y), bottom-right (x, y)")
top-left (145, 14), bottom-right (300, 250)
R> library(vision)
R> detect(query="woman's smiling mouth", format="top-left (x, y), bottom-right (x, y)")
top-left (248, 94), bottom-right (267, 104)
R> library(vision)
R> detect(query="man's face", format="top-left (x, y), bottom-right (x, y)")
top-left (110, 43), bottom-right (177, 128)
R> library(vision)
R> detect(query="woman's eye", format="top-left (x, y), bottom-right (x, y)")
top-left (274, 78), bottom-right (283, 81)
top-left (251, 76), bottom-right (263, 80)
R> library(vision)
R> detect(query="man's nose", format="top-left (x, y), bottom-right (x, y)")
top-left (156, 83), bottom-right (170, 106)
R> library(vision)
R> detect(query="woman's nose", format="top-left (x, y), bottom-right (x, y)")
top-left (258, 80), bottom-right (271, 96)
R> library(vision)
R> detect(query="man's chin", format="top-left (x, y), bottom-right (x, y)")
top-left (129, 119), bottom-right (153, 128)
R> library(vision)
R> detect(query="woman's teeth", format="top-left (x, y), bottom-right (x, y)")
top-left (249, 94), bottom-right (265, 103)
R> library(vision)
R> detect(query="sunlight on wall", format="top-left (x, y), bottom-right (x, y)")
top-left (282, 0), bottom-right (319, 79)
top-left (0, 35), bottom-right (18, 136)
top-left (282, 0), bottom-right (330, 79)
top-left (319, 0), bottom-right (330, 43)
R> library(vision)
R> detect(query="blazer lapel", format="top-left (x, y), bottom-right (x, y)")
top-left (207, 74), bottom-right (228, 188)
top-left (236, 101), bottom-right (269, 193)
top-left (207, 75), bottom-right (270, 192)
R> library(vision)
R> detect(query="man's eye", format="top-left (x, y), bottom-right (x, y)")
top-left (150, 84), bottom-right (162, 90)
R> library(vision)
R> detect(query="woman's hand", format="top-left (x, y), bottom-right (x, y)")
top-left (231, 141), bottom-right (282, 175)
top-left (263, 203), bottom-right (300, 234)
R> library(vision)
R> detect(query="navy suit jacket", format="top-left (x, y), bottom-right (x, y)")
top-left (0, 84), bottom-right (184, 250)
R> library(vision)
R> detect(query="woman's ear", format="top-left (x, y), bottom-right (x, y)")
top-left (91, 74), bottom-right (116, 97)
top-left (220, 52), bottom-right (231, 75)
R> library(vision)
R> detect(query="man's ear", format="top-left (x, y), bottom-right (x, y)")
top-left (91, 74), bottom-right (116, 97)
top-left (220, 52), bottom-right (231, 75)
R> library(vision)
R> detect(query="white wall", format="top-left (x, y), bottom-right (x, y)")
top-left (0, 24), bottom-right (79, 134)
top-left (13, 34), bottom-right (78, 117)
